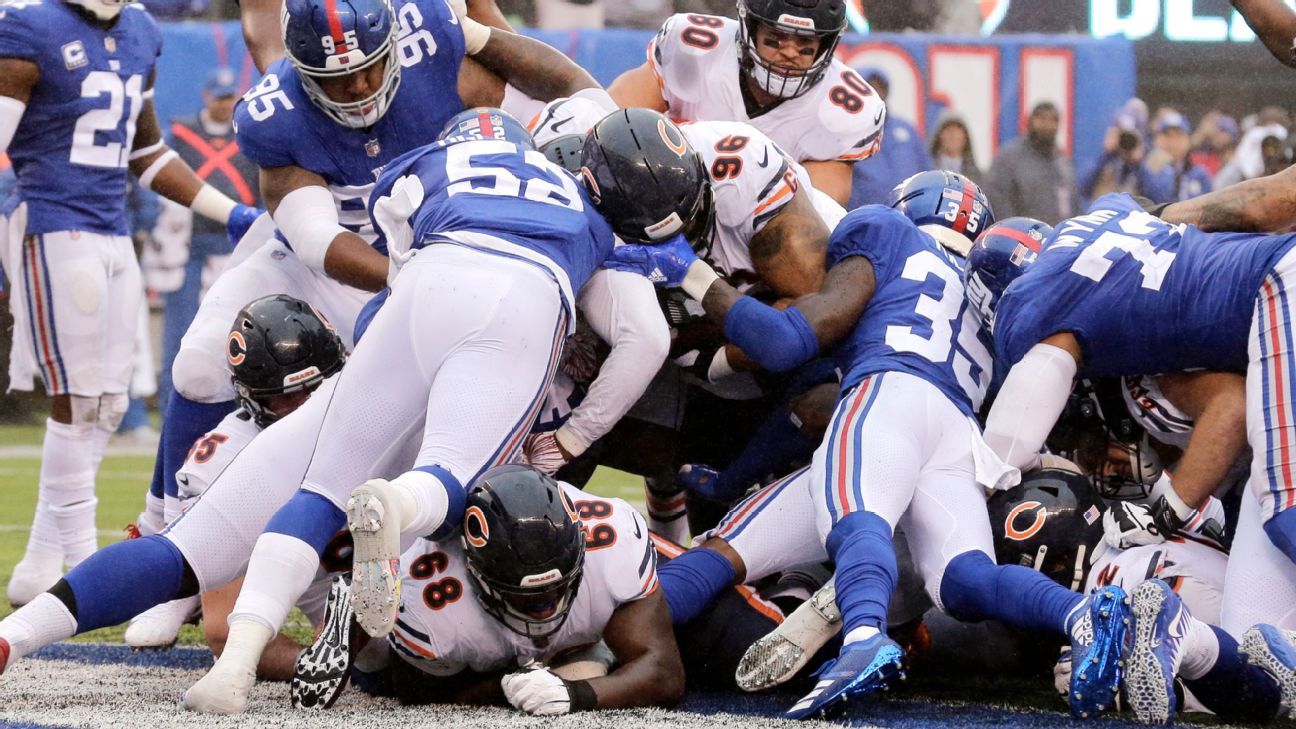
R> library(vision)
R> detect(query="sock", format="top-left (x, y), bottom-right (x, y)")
top-left (828, 512), bottom-right (897, 635)
top-left (843, 625), bottom-right (881, 645)
top-left (0, 593), bottom-right (78, 662)
top-left (137, 491), bottom-right (166, 536)
top-left (265, 491), bottom-right (347, 551)
top-left (39, 419), bottom-right (99, 568)
top-left (209, 620), bottom-right (273, 677)
top-left (1179, 615), bottom-right (1221, 680)
top-left (644, 477), bottom-right (688, 544)
top-left (939, 550), bottom-right (1083, 634)
top-left (1264, 508), bottom-right (1296, 566)
top-left (657, 547), bottom-right (735, 625)
top-left (19, 495), bottom-right (62, 565)
top-left (229, 533), bottom-right (325, 633)
top-left (62, 535), bottom-right (188, 631)
top-left (157, 393), bottom-right (234, 504)
top-left (400, 465), bottom-right (465, 540)
top-left (712, 405), bottom-right (818, 502)
top-left (1182, 626), bottom-right (1281, 722)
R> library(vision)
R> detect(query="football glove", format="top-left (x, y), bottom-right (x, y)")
top-left (602, 235), bottom-right (698, 288)
top-left (226, 204), bottom-right (263, 248)
top-left (501, 668), bottom-right (594, 715)
top-left (522, 432), bottom-right (568, 477)
top-left (1103, 500), bottom-right (1175, 549)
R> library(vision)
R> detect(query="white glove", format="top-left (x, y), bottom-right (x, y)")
top-left (1053, 648), bottom-right (1072, 699)
top-left (1103, 500), bottom-right (1169, 549)
top-left (501, 668), bottom-right (572, 716)
top-left (522, 431), bottom-right (569, 477)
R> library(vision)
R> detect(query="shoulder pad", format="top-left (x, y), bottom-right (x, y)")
top-left (804, 64), bottom-right (886, 162)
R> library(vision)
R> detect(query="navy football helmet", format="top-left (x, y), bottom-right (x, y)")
top-left (579, 108), bottom-right (715, 249)
top-left (986, 467), bottom-right (1106, 592)
top-left (964, 217), bottom-right (1053, 332)
top-left (438, 107), bottom-right (536, 151)
top-left (462, 465), bottom-right (586, 641)
top-left (737, 0), bottom-right (847, 100)
top-left (1047, 378), bottom-right (1164, 502)
top-left (227, 294), bottom-right (346, 428)
top-left (888, 170), bottom-right (994, 257)
top-left (282, 0), bottom-right (401, 129)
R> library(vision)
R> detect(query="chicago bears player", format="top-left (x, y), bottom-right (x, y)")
top-left (124, 295), bottom-right (345, 668)
top-left (965, 194), bottom-right (1296, 722)
top-left (604, 171), bottom-right (1135, 720)
top-left (609, 0), bottom-right (883, 205)
top-left (0, 0), bottom-right (256, 605)
top-left (293, 465), bottom-right (683, 715)
top-left (146, 0), bottom-right (600, 587)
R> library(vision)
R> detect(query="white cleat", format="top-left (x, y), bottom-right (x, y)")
top-left (346, 480), bottom-right (404, 638)
top-left (7, 555), bottom-right (63, 607)
top-left (125, 596), bottom-right (201, 649)
top-left (736, 578), bottom-right (840, 692)
top-left (182, 661), bottom-right (255, 714)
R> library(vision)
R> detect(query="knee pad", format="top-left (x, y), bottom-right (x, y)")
top-left (172, 348), bottom-right (233, 403)
top-left (67, 395), bottom-right (102, 427)
top-left (97, 393), bottom-right (128, 432)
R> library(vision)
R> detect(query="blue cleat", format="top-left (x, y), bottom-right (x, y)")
top-left (1124, 580), bottom-right (1190, 725)
top-left (784, 633), bottom-right (905, 720)
top-left (1066, 584), bottom-right (1130, 719)
top-left (1241, 624), bottom-right (1296, 718)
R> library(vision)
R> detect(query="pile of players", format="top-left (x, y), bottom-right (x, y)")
top-left (4, 0), bottom-right (1296, 723)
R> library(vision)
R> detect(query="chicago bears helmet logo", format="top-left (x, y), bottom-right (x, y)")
top-left (580, 166), bottom-right (602, 204)
top-left (658, 119), bottom-right (688, 158)
top-left (464, 505), bottom-right (489, 548)
top-left (227, 330), bottom-right (248, 367)
top-left (1004, 500), bottom-right (1046, 541)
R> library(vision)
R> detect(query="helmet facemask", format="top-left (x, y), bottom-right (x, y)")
top-left (466, 552), bottom-right (585, 642)
top-left (737, 4), bottom-right (843, 101)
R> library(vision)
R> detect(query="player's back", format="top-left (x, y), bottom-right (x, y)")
top-left (0, 1), bottom-right (161, 235)
top-left (829, 205), bottom-right (992, 417)
top-left (371, 137), bottom-right (615, 304)
top-left (994, 193), bottom-right (1296, 377)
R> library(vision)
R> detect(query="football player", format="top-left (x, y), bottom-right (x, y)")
top-left (144, 0), bottom-right (600, 596)
top-left (292, 465), bottom-right (683, 715)
top-left (603, 171), bottom-right (1135, 720)
top-left (124, 295), bottom-right (345, 682)
top-left (965, 192), bottom-right (1296, 722)
top-left (0, 0), bottom-right (258, 605)
top-left (608, 0), bottom-right (883, 205)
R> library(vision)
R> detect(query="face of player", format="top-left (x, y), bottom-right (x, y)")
top-left (315, 58), bottom-right (390, 112)
top-left (262, 388), bottom-right (313, 420)
top-left (752, 23), bottom-right (823, 74)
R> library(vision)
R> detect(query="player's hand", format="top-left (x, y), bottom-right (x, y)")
top-left (602, 235), bottom-right (698, 288)
top-left (501, 668), bottom-right (573, 715)
top-left (1102, 500), bottom-right (1169, 549)
top-left (676, 463), bottom-right (738, 503)
top-left (227, 204), bottom-right (263, 248)
top-left (1053, 648), bottom-right (1072, 698)
top-left (522, 432), bottom-right (570, 477)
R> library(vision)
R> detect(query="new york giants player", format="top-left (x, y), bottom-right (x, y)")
top-left (606, 171), bottom-right (1133, 720)
top-left (0, 0), bottom-right (256, 605)
top-left (178, 108), bottom-right (617, 714)
top-left (609, 0), bottom-right (883, 204)
top-left (146, 0), bottom-right (597, 577)
top-left (967, 192), bottom-right (1296, 722)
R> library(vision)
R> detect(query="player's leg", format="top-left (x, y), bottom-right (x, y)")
top-left (1249, 256), bottom-right (1296, 564)
top-left (1224, 489), bottom-right (1296, 634)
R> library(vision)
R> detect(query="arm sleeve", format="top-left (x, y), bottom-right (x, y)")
top-left (983, 343), bottom-right (1078, 470)
top-left (723, 297), bottom-right (820, 373)
top-left (562, 269), bottom-right (670, 452)
top-left (274, 185), bottom-right (348, 273)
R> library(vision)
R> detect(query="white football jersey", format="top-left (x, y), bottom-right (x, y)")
top-left (173, 409), bottom-right (262, 510)
top-left (648, 13), bottom-right (885, 165)
top-left (390, 484), bottom-right (658, 676)
top-left (1087, 537), bottom-right (1228, 624)
top-left (1121, 375), bottom-right (1194, 451)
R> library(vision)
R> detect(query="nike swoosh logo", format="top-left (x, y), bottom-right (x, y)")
top-left (756, 148), bottom-right (770, 168)
top-left (874, 108), bottom-right (884, 125)
top-left (633, 517), bottom-right (643, 539)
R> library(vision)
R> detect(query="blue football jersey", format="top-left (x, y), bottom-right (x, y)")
top-left (232, 0), bottom-right (464, 250)
top-left (828, 205), bottom-right (993, 417)
top-left (369, 138), bottom-right (616, 309)
top-left (994, 193), bottom-right (1296, 377)
top-left (0, 1), bottom-right (161, 235)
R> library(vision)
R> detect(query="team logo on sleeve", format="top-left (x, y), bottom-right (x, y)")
top-left (1004, 500), bottom-right (1046, 541)
top-left (226, 330), bottom-right (248, 366)
top-left (464, 505), bottom-right (489, 548)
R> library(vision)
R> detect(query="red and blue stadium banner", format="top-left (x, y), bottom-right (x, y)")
top-left (151, 23), bottom-right (1133, 173)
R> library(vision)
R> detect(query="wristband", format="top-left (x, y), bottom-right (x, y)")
top-left (462, 17), bottom-right (490, 55)
top-left (554, 426), bottom-right (588, 459)
top-left (564, 678), bottom-right (597, 712)
top-left (681, 258), bottom-right (720, 301)
top-left (191, 184), bottom-right (238, 224)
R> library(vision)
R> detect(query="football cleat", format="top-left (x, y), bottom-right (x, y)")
top-left (784, 634), bottom-right (904, 720)
top-left (737, 578), bottom-right (840, 692)
top-left (1067, 584), bottom-right (1131, 719)
top-left (1124, 580), bottom-right (1190, 725)
top-left (7, 554), bottom-right (62, 608)
top-left (0, 637), bottom-right (10, 675)
top-left (1241, 624), bottom-right (1296, 717)
top-left (125, 596), bottom-right (201, 649)
top-left (292, 574), bottom-right (356, 710)
top-left (182, 659), bottom-right (255, 714)
top-left (346, 480), bottom-right (404, 638)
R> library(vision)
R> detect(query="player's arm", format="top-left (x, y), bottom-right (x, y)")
top-left (238, 0), bottom-right (284, 73)
top-left (1159, 164), bottom-right (1296, 233)
top-left (462, 29), bottom-right (599, 106)
top-left (801, 160), bottom-right (854, 206)
top-left (1152, 371), bottom-right (1247, 511)
top-left (750, 186), bottom-right (830, 298)
top-left (0, 57), bottom-right (38, 154)
top-left (584, 589), bottom-right (684, 709)
top-left (983, 332), bottom-right (1082, 470)
top-left (1231, 0), bottom-right (1296, 67)
top-left (608, 62), bottom-right (669, 112)
top-left (261, 164), bottom-right (388, 292)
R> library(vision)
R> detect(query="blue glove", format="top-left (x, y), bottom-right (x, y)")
top-left (676, 463), bottom-right (739, 503)
top-left (602, 234), bottom-right (698, 287)
top-left (227, 204), bottom-right (263, 247)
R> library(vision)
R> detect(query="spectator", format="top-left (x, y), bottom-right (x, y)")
top-left (1189, 112), bottom-right (1238, 178)
top-left (929, 109), bottom-right (982, 183)
top-left (1135, 111), bottom-right (1212, 204)
top-left (1215, 107), bottom-right (1289, 188)
top-left (846, 68), bottom-right (933, 209)
top-left (985, 101), bottom-right (1078, 224)
top-left (1079, 98), bottom-right (1146, 202)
